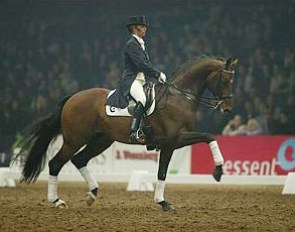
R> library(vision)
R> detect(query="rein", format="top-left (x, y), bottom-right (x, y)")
top-left (164, 68), bottom-right (234, 110)
top-left (164, 82), bottom-right (223, 110)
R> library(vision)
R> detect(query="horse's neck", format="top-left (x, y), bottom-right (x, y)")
top-left (173, 60), bottom-right (221, 95)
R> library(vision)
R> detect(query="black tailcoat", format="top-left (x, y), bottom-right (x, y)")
top-left (107, 36), bottom-right (160, 108)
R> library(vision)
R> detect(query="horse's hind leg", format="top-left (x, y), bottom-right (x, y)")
top-left (71, 133), bottom-right (113, 206)
top-left (48, 142), bottom-right (80, 208)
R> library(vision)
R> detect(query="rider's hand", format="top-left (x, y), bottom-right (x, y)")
top-left (158, 72), bottom-right (167, 83)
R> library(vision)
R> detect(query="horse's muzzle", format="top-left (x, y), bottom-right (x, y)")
top-left (220, 106), bottom-right (232, 113)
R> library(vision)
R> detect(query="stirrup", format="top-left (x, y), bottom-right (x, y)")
top-left (129, 129), bottom-right (145, 144)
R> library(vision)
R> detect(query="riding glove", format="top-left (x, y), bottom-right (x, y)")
top-left (158, 72), bottom-right (167, 83)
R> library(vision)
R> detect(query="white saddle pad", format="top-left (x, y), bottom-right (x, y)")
top-left (106, 87), bottom-right (156, 117)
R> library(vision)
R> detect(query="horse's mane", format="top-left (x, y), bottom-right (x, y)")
top-left (169, 55), bottom-right (225, 80)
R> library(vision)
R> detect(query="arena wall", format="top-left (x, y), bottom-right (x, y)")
top-left (9, 135), bottom-right (295, 185)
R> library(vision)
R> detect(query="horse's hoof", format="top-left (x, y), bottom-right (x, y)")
top-left (146, 143), bottom-right (156, 150)
top-left (54, 199), bottom-right (68, 209)
top-left (157, 201), bottom-right (175, 212)
top-left (212, 165), bottom-right (223, 182)
top-left (85, 191), bottom-right (96, 206)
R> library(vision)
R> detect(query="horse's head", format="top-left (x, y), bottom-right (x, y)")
top-left (207, 57), bottom-right (238, 112)
top-left (171, 56), bottom-right (238, 112)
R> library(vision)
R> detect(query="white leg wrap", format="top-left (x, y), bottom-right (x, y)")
top-left (48, 175), bottom-right (58, 203)
top-left (79, 167), bottom-right (98, 191)
top-left (154, 180), bottom-right (165, 203)
top-left (209, 140), bottom-right (224, 166)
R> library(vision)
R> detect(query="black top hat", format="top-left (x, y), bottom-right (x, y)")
top-left (126, 15), bottom-right (148, 27)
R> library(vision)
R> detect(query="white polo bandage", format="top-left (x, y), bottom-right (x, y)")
top-left (209, 141), bottom-right (224, 166)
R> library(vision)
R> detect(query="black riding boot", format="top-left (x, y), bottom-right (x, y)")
top-left (129, 102), bottom-right (145, 143)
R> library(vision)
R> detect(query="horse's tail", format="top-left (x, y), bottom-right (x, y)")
top-left (14, 96), bottom-right (72, 183)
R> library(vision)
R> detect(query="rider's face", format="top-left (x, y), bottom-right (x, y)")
top-left (134, 25), bottom-right (147, 38)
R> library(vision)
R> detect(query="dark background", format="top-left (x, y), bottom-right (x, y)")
top-left (1, 0), bottom-right (294, 155)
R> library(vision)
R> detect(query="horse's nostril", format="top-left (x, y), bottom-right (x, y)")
top-left (224, 109), bottom-right (231, 113)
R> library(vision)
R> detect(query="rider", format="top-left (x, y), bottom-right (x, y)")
top-left (110, 15), bottom-right (167, 142)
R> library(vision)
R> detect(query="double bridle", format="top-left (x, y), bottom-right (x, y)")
top-left (165, 68), bottom-right (235, 110)
top-left (214, 69), bottom-right (235, 99)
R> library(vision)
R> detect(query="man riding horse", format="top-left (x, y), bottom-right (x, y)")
top-left (107, 15), bottom-right (167, 143)
top-left (15, 14), bottom-right (238, 210)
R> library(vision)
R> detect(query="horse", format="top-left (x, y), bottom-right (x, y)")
top-left (15, 56), bottom-right (238, 211)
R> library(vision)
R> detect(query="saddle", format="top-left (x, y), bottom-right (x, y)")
top-left (106, 82), bottom-right (156, 117)
top-left (106, 82), bottom-right (158, 150)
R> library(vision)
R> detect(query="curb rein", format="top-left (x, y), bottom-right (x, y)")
top-left (163, 68), bottom-right (235, 110)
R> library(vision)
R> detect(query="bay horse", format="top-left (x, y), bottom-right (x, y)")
top-left (15, 56), bottom-right (238, 211)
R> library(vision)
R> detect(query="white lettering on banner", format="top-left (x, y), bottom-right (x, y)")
top-left (223, 158), bottom-right (278, 175)
top-left (116, 150), bottom-right (158, 162)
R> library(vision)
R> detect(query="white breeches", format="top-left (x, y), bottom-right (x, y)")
top-left (130, 79), bottom-right (146, 106)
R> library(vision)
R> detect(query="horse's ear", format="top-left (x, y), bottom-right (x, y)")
top-left (231, 58), bottom-right (239, 68)
top-left (225, 57), bottom-right (239, 69)
top-left (225, 58), bottom-right (232, 69)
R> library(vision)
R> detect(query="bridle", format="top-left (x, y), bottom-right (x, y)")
top-left (164, 67), bottom-right (235, 110)
top-left (213, 68), bottom-right (235, 100)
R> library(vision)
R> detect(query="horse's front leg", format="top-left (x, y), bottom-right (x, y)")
top-left (176, 132), bottom-right (224, 182)
top-left (155, 145), bottom-right (175, 212)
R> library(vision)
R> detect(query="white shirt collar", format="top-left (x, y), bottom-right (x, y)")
top-left (132, 34), bottom-right (145, 50)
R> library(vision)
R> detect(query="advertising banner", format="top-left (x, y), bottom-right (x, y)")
top-left (110, 142), bottom-right (191, 175)
top-left (191, 136), bottom-right (295, 176)
top-left (12, 136), bottom-right (191, 178)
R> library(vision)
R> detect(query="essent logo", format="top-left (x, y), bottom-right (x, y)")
top-left (277, 138), bottom-right (295, 171)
